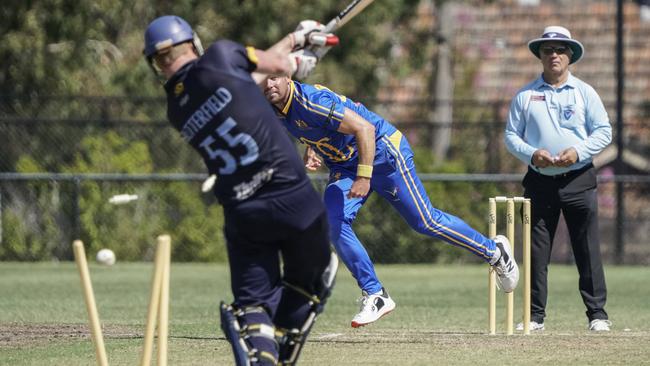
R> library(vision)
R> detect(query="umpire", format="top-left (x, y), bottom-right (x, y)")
top-left (505, 26), bottom-right (612, 332)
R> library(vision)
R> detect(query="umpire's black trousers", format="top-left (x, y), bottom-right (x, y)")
top-left (523, 163), bottom-right (608, 323)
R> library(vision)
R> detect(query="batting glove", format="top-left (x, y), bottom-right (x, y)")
top-left (308, 43), bottom-right (336, 60)
top-left (291, 20), bottom-right (339, 50)
top-left (289, 49), bottom-right (319, 80)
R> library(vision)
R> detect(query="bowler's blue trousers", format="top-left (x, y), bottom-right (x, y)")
top-left (324, 131), bottom-right (497, 294)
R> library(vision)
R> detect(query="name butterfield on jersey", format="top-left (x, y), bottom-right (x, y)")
top-left (180, 87), bottom-right (232, 142)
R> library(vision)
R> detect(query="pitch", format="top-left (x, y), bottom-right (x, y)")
top-left (1, 262), bottom-right (649, 365)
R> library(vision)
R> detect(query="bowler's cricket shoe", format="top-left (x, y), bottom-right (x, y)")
top-left (351, 288), bottom-right (395, 328)
top-left (490, 235), bottom-right (519, 293)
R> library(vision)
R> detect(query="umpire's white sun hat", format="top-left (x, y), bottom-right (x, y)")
top-left (528, 26), bottom-right (584, 64)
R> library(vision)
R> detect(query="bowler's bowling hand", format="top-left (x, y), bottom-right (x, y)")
top-left (304, 147), bottom-right (322, 171)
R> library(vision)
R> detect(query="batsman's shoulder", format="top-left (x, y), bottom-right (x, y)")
top-left (209, 39), bottom-right (242, 53)
top-left (203, 40), bottom-right (245, 63)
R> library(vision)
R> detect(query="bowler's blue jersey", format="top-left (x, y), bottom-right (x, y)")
top-left (278, 81), bottom-right (398, 171)
top-left (164, 40), bottom-right (309, 206)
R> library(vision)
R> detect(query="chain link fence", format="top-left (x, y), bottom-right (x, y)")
top-left (2, 0), bottom-right (649, 265)
top-left (1, 174), bottom-right (648, 264)
top-left (1, 95), bottom-right (649, 264)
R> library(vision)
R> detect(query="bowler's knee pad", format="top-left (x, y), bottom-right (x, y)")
top-left (278, 252), bottom-right (339, 365)
top-left (220, 301), bottom-right (279, 366)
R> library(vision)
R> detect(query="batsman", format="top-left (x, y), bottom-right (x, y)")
top-left (143, 15), bottom-right (338, 366)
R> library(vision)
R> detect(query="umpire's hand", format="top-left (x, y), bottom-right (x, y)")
top-left (532, 149), bottom-right (555, 168)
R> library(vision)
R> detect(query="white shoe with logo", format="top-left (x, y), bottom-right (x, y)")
top-left (589, 319), bottom-right (611, 331)
top-left (351, 288), bottom-right (396, 328)
top-left (490, 235), bottom-right (519, 293)
top-left (516, 321), bottom-right (545, 331)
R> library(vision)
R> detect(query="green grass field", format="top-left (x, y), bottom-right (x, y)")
top-left (1, 261), bottom-right (649, 365)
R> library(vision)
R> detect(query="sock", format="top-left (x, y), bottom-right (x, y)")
top-left (372, 288), bottom-right (387, 297)
top-left (489, 245), bottom-right (501, 266)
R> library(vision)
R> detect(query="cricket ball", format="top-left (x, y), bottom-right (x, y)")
top-left (96, 248), bottom-right (116, 266)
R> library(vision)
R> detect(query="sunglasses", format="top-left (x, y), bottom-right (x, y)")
top-left (540, 46), bottom-right (571, 55)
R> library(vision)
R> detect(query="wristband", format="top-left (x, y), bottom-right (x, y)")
top-left (245, 46), bottom-right (258, 65)
top-left (356, 164), bottom-right (373, 178)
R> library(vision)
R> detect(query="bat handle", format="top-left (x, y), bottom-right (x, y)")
top-left (323, 19), bottom-right (339, 33)
top-left (325, 35), bottom-right (340, 46)
top-left (309, 34), bottom-right (339, 47)
top-left (313, 47), bottom-right (332, 60)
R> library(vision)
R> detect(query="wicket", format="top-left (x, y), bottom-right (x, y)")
top-left (73, 235), bottom-right (172, 366)
top-left (140, 234), bottom-right (171, 366)
top-left (488, 196), bottom-right (531, 335)
top-left (73, 240), bottom-right (109, 366)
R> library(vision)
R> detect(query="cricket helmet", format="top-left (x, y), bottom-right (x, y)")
top-left (143, 15), bottom-right (203, 58)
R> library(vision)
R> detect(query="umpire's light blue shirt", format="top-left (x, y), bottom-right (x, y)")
top-left (504, 72), bottom-right (612, 176)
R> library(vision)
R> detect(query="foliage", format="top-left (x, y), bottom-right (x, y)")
top-left (154, 182), bottom-right (226, 263)
top-left (0, 0), bottom-right (504, 264)
top-left (2, 152), bottom-right (68, 260)
top-left (0, 202), bottom-right (58, 261)
top-left (0, 130), bottom-right (225, 262)
top-left (59, 132), bottom-right (225, 262)
top-left (1, 0), bottom-right (422, 98)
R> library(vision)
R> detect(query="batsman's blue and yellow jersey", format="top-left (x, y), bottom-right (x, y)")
top-left (278, 81), bottom-right (397, 172)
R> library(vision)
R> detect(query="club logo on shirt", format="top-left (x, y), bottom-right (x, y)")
top-left (563, 108), bottom-right (575, 120)
top-left (174, 82), bottom-right (184, 96)
top-left (299, 137), bottom-right (354, 163)
top-left (294, 119), bottom-right (310, 130)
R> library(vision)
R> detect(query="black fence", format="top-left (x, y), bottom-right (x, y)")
top-left (1, 173), bottom-right (648, 265)
top-left (2, 94), bottom-right (647, 174)
top-left (1, 95), bottom-right (648, 264)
